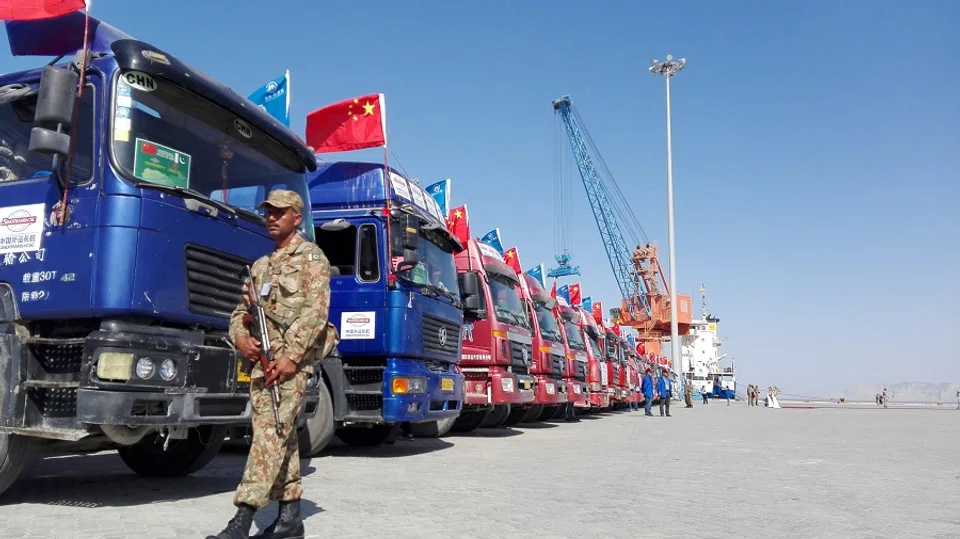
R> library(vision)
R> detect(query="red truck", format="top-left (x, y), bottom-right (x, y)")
top-left (556, 303), bottom-right (590, 414)
top-left (452, 239), bottom-right (536, 430)
top-left (513, 273), bottom-right (570, 422)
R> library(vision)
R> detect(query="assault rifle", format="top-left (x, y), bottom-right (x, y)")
top-left (244, 265), bottom-right (285, 435)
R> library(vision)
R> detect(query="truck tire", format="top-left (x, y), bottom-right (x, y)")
top-left (0, 433), bottom-right (31, 501)
top-left (117, 425), bottom-right (228, 478)
top-left (297, 380), bottom-right (334, 458)
top-left (480, 404), bottom-right (510, 428)
top-left (409, 416), bottom-right (456, 438)
top-left (521, 404), bottom-right (544, 423)
top-left (335, 424), bottom-right (395, 447)
top-left (451, 410), bottom-right (488, 432)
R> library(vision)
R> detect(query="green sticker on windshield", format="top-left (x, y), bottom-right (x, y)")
top-left (133, 138), bottom-right (191, 187)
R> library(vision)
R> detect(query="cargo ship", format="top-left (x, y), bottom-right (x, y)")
top-left (679, 285), bottom-right (735, 400)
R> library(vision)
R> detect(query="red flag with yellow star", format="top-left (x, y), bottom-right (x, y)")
top-left (568, 283), bottom-right (582, 306)
top-left (446, 204), bottom-right (469, 245)
top-left (503, 247), bottom-right (521, 274)
top-left (305, 93), bottom-right (386, 153)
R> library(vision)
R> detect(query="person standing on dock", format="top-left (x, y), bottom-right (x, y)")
top-left (656, 368), bottom-right (672, 417)
top-left (684, 379), bottom-right (694, 408)
top-left (641, 368), bottom-right (654, 416)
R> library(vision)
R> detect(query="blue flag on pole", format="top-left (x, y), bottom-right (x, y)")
top-left (525, 264), bottom-right (546, 288)
top-left (248, 70), bottom-right (290, 126)
top-left (425, 179), bottom-right (450, 216)
top-left (480, 228), bottom-right (504, 255)
top-left (582, 296), bottom-right (592, 311)
top-left (557, 284), bottom-right (570, 303)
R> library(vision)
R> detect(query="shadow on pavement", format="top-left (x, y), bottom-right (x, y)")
top-left (318, 437), bottom-right (455, 459)
top-left (447, 427), bottom-right (523, 439)
top-left (251, 498), bottom-right (325, 533)
top-left (514, 422), bottom-right (559, 429)
top-left (1, 451), bottom-right (323, 508)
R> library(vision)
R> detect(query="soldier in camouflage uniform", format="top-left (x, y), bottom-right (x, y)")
top-left (206, 190), bottom-right (332, 539)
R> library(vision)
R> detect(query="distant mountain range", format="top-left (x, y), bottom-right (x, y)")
top-left (842, 382), bottom-right (960, 403)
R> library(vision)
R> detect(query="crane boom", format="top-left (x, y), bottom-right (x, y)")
top-left (552, 95), bottom-right (649, 315)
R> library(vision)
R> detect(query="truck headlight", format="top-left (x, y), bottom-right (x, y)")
top-left (500, 377), bottom-right (514, 393)
top-left (135, 358), bottom-right (155, 379)
top-left (158, 359), bottom-right (177, 381)
top-left (96, 352), bottom-right (134, 381)
top-left (392, 376), bottom-right (426, 395)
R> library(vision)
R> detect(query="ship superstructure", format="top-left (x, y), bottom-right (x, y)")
top-left (679, 285), bottom-right (735, 399)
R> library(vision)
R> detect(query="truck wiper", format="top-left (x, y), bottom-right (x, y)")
top-left (140, 183), bottom-right (237, 217)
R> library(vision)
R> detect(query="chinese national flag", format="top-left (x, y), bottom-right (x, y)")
top-left (611, 324), bottom-right (621, 337)
top-left (0, 0), bottom-right (85, 20)
top-left (636, 342), bottom-right (646, 357)
top-left (550, 279), bottom-right (558, 299)
top-left (446, 204), bottom-right (469, 245)
top-left (305, 93), bottom-right (386, 153)
top-left (592, 301), bottom-right (603, 325)
top-left (569, 283), bottom-right (582, 306)
top-left (503, 247), bottom-right (521, 274)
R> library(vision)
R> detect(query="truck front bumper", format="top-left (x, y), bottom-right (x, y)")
top-left (567, 380), bottom-right (589, 407)
top-left (381, 358), bottom-right (463, 423)
top-left (534, 375), bottom-right (568, 405)
top-left (463, 370), bottom-right (535, 406)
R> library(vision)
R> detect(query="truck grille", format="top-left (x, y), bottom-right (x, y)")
top-left (575, 361), bottom-right (587, 381)
top-left (509, 340), bottom-right (531, 368)
top-left (422, 314), bottom-right (459, 362)
top-left (551, 353), bottom-right (565, 376)
top-left (184, 244), bottom-right (250, 319)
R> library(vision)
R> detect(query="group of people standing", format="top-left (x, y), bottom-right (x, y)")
top-left (746, 384), bottom-right (762, 406)
top-left (630, 367), bottom-right (674, 417)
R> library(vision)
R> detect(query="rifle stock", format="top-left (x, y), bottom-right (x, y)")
top-left (245, 265), bottom-right (285, 436)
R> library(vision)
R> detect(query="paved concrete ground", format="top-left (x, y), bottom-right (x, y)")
top-left (1, 402), bottom-right (958, 538)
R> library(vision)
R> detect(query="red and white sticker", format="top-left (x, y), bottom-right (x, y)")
top-left (0, 203), bottom-right (45, 255)
top-left (341, 311), bottom-right (376, 340)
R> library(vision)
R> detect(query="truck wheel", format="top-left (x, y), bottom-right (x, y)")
top-left (118, 425), bottom-right (228, 478)
top-left (0, 433), bottom-right (31, 501)
top-left (480, 404), bottom-right (510, 428)
top-left (501, 405), bottom-right (529, 426)
top-left (409, 416), bottom-right (456, 438)
top-left (451, 410), bottom-right (488, 432)
top-left (521, 404), bottom-right (544, 423)
top-left (335, 424), bottom-right (395, 447)
top-left (297, 380), bottom-right (334, 458)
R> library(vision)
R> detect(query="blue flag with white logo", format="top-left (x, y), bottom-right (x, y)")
top-left (248, 70), bottom-right (290, 126)
top-left (480, 228), bottom-right (504, 255)
top-left (425, 179), bottom-right (450, 216)
top-left (557, 284), bottom-right (570, 303)
top-left (626, 334), bottom-right (636, 348)
top-left (525, 264), bottom-right (546, 288)
top-left (582, 296), bottom-right (592, 311)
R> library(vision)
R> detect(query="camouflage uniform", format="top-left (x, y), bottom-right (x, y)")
top-left (227, 191), bottom-right (332, 510)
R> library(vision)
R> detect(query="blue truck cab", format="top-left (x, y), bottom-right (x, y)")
top-left (0, 14), bottom-right (321, 498)
top-left (303, 161), bottom-right (465, 446)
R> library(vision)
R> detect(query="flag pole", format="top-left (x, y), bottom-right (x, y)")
top-left (57, 1), bottom-right (92, 227)
top-left (379, 93), bottom-right (394, 281)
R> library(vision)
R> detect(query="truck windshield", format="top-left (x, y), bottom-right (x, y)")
top-left (535, 304), bottom-right (563, 342)
top-left (488, 274), bottom-right (528, 328)
top-left (587, 335), bottom-right (602, 359)
top-left (391, 220), bottom-right (459, 303)
top-left (110, 70), bottom-right (313, 236)
top-left (563, 320), bottom-right (586, 351)
top-left (0, 84), bottom-right (94, 184)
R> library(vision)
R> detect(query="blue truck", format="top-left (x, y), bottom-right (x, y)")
top-left (298, 161), bottom-right (466, 448)
top-left (0, 14), bottom-right (324, 499)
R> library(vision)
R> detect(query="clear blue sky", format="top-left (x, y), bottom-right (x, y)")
top-left (3, 0), bottom-right (958, 395)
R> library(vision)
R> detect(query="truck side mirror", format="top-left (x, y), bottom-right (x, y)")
top-left (28, 65), bottom-right (79, 161)
top-left (395, 248), bottom-right (419, 273)
top-left (459, 271), bottom-right (483, 315)
top-left (400, 213), bottom-right (419, 251)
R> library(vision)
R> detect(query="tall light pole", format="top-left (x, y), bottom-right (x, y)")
top-left (649, 54), bottom-right (685, 388)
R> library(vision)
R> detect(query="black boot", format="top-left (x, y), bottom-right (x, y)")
top-left (205, 504), bottom-right (255, 539)
top-left (252, 500), bottom-right (305, 539)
